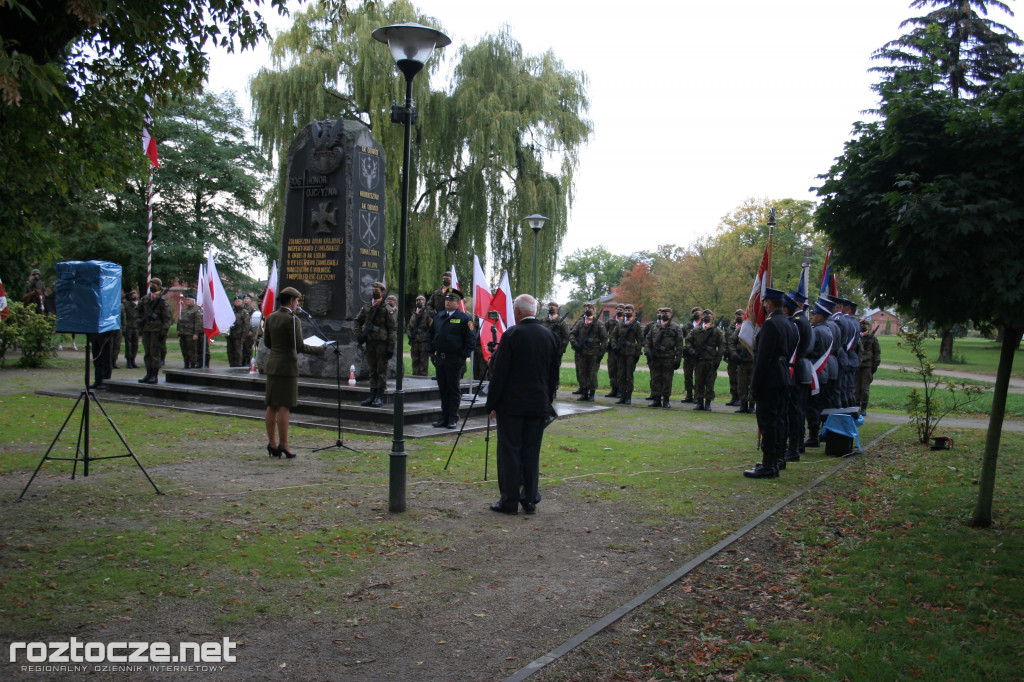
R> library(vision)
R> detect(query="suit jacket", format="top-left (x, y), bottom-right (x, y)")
top-left (264, 307), bottom-right (306, 377)
top-left (485, 317), bottom-right (560, 418)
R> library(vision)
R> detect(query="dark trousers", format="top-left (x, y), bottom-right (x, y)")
top-left (436, 356), bottom-right (464, 424)
top-left (123, 330), bottom-right (139, 365)
top-left (616, 354), bottom-right (639, 397)
top-left (807, 382), bottom-right (829, 437)
top-left (411, 342), bottom-right (430, 376)
top-left (495, 414), bottom-right (545, 511)
top-left (694, 360), bottom-right (718, 400)
top-left (683, 358), bottom-right (695, 395)
top-left (756, 389), bottom-right (789, 468)
top-left (365, 341), bottom-right (388, 391)
top-left (89, 332), bottom-right (113, 383)
top-left (607, 351), bottom-right (619, 391)
top-left (141, 331), bottom-right (163, 374)
top-left (787, 383), bottom-right (809, 452)
top-left (574, 352), bottom-right (602, 392)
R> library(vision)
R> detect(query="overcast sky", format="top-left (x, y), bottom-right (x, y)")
top-left (208, 0), bottom-right (1024, 277)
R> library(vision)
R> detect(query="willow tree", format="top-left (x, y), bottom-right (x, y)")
top-left (250, 0), bottom-right (591, 299)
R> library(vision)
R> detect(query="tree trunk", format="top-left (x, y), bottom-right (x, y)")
top-left (938, 327), bottom-right (954, 363)
top-left (970, 326), bottom-right (1024, 528)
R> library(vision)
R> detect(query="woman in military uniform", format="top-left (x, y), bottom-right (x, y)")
top-left (264, 286), bottom-right (325, 458)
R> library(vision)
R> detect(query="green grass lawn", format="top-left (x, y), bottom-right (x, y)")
top-left (877, 333), bottom-right (1023, 377)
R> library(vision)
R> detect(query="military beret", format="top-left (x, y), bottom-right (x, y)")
top-left (279, 286), bottom-right (301, 299)
top-left (149, 277), bottom-right (162, 288)
top-left (734, 309), bottom-right (744, 316)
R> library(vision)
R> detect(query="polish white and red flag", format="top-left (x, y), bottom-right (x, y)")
top-left (737, 232), bottom-right (773, 353)
top-left (203, 250), bottom-right (236, 342)
top-left (491, 270), bottom-right (515, 330)
top-left (142, 95), bottom-right (159, 168)
top-left (261, 261), bottom-right (278, 320)
top-left (0, 275), bottom-right (9, 321)
top-left (472, 255), bottom-right (491, 319)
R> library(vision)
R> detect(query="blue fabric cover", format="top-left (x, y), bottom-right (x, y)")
top-left (821, 413), bottom-right (862, 450)
top-left (55, 261), bottom-right (123, 334)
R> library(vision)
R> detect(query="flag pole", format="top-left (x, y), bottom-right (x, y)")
top-left (146, 167), bottom-right (154, 285)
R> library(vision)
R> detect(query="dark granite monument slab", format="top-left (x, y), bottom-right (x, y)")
top-left (258, 118), bottom-right (392, 380)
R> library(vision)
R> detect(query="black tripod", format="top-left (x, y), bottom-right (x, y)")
top-left (298, 310), bottom-right (357, 454)
top-left (18, 336), bottom-right (162, 501)
top-left (445, 332), bottom-right (498, 480)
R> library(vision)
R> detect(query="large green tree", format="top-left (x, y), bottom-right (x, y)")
top-left (872, 0), bottom-right (1022, 99)
top-left (60, 91), bottom-right (272, 290)
top-left (815, 77), bottom-right (1024, 528)
top-left (558, 246), bottom-right (627, 304)
top-left (250, 0), bottom-right (591, 300)
top-left (0, 0), bottom-right (288, 286)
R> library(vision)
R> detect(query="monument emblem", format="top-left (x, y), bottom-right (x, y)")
top-left (360, 211), bottom-right (380, 244)
top-left (360, 154), bottom-right (379, 188)
top-left (311, 120), bottom-right (344, 175)
top-left (311, 201), bottom-right (337, 235)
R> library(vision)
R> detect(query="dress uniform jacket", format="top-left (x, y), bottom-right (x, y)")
top-left (264, 307), bottom-right (322, 408)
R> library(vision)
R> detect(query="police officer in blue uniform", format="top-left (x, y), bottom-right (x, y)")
top-left (428, 289), bottom-right (477, 428)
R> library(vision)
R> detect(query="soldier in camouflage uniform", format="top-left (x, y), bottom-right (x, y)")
top-left (407, 295), bottom-right (432, 376)
top-left (604, 304), bottom-right (625, 398)
top-left (136, 277), bottom-right (172, 384)
top-left (425, 271), bottom-right (455, 319)
top-left (681, 305), bottom-right (702, 403)
top-left (539, 301), bottom-right (570, 358)
top-left (177, 291), bottom-right (204, 368)
top-left (354, 281), bottom-right (398, 407)
top-left (732, 316), bottom-right (755, 414)
top-left (724, 309), bottom-right (744, 405)
top-left (856, 318), bottom-right (881, 415)
top-left (609, 304), bottom-right (643, 404)
top-left (687, 309), bottom-right (725, 411)
top-left (568, 301), bottom-right (607, 401)
top-left (644, 307), bottom-right (684, 408)
top-left (121, 291), bottom-right (140, 369)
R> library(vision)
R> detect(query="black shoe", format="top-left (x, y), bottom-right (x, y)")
top-left (370, 395), bottom-right (383, 408)
top-left (576, 392), bottom-right (590, 402)
top-left (645, 395), bottom-right (656, 401)
top-left (662, 397), bottom-right (670, 408)
top-left (735, 402), bottom-right (749, 413)
top-left (605, 391), bottom-right (619, 398)
top-left (144, 376), bottom-right (158, 384)
top-left (648, 399), bottom-right (661, 408)
top-left (432, 420), bottom-right (447, 428)
top-left (279, 446), bottom-right (297, 459)
top-left (615, 396), bottom-right (630, 404)
top-left (704, 399), bottom-right (713, 411)
top-left (571, 389), bottom-right (584, 395)
top-left (681, 396), bottom-right (695, 404)
top-left (138, 373), bottom-right (152, 383)
top-left (489, 502), bottom-right (517, 515)
top-left (804, 438), bottom-right (820, 448)
top-left (445, 421), bottom-right (458, 429)
top-left (585, 391), bottom-right (595, 402)
top-left (360, 393), bottom-right (375, 406)
top-left (693, 401), bottom-right (705, 410)
top-left (743, 462), bottom-right (779, 479)
top-left (521, 501), bottom-right (536, 515)
top-left (267, 443), bottom-right (281, 458)
top-left (784, 451), bottom-right (801, 462)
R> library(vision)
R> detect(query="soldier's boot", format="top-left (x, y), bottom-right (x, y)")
top-left (743, 461), bottom-right (779, 479)
top-left (648, 395), bottom-right (662, 408)
top-left (704, 399), bottom-right (713, 411)
top-left (692, 398), bottom-right (705, 411)
top-left (576, 390), bottom-right (590, 402)
top-left (572, 388), bottom-right (584, 395)
top-left (615, 393), bottom-right (630, 405)
top-left (586, 390), bottom-right (596, 402)
top-left (804, 432), bottom-right (821, 448)
top-left (726, 393), bottom-right (739, 406)
top-left (784, 449), bottom-right (801, 463)
top-left (370, 391), bottom-right (384, 408)
top-left (605, 390), bottom-right (619, 398)
top-left (861, 401), bottom-right (868, 417)
top-left (360, 391), bottom-right (376, 407)
top-left (681, 391), bottom-right (695, 404)
top-left (734, 401), bottom-right (749, 414)
top-left (137, 370), bottom-right (153, 383)
top-left (662, 396), bottom-right (671, 408)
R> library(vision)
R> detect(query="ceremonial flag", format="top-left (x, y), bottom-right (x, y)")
top-left (0, 275), bottom-right (8, 321)
top-left (142, 96), bottom-right (159, 168)
top-left (195, 264), bottom-right (205, 307)
top-left (478, 306), bottom-right (505, 362)
top-left (472, 255), bottom-right (491, 320)
top-left (449, 264), bottom-right (466, 313)
top-left (797, 263), bottom-right (809, 301)
top-left (203, 250), bottom-right (236, 342)
top-left (738, 233), bottom-right (773, 352)
top-left (491, 270), bottom-right (515, 329)
top-left (820, 246), bottom-right (837, 297)
top-left (261, 261), bottom-right (278, 319)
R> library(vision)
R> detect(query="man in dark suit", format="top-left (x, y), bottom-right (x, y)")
top-left (428, 289), bottom-right (476, 428)
top-left (745, 287), bottom-right (798, 479)
top-left (485, 294), bottom-right (561, 515)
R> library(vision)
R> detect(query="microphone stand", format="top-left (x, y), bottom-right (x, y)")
top-left (296, 308), bottom-right (358, 454)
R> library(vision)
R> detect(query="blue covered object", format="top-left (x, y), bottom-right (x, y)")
top-left (55, 261), bottom-right (123, 334)
top-left (821, 413), bottom-right (862, 451)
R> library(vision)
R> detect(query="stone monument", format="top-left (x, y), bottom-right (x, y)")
top-left (261, 118), bottom-right (392, 380)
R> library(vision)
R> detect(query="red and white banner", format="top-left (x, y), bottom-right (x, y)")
top-left (449, 264), bottom-right (466, 313)
top-left (738, 233), bottom-right (773, 353)
top-left (203, 250), bottom-right (236, 342)
top-left (472, 255), bottom-right (491, 320)
top-left (0, 275), bottom-right (8, 321)
top-left (492, 270), bottom-right (515, 329)
top-left (142, 95), bottom-right (159, 169)
top-left (810, 338), bottom-right (833, 395)
top-left (261, 261), bottom-right (278, 320)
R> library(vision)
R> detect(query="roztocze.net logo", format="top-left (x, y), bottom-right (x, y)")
top-left (9, 637), bottom-right (237, 669)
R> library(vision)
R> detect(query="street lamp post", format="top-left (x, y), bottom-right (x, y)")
top-left (524, 214), bottom-right (549, 300)
top-left (372, 22), bottom-right (451, 513)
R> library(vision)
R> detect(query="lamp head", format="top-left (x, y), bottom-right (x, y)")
top-left (524, 213), bottom-right (549, 234)
top-left (372, 22), bottom-right (451, 80)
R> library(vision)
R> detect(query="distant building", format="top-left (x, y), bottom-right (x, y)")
top-left (595, 291), bottom-right (619, 321)
top-left (862, 308), bottom-right (902, 335)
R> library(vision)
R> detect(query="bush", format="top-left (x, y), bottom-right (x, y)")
top-left (0, 302), bottom-right (57, 368)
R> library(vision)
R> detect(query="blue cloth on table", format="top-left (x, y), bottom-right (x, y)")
top-left (821, 413), bottom-right (862, 451)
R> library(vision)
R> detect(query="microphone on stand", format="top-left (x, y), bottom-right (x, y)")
top-left (296, 306), bottom-right (311, 318)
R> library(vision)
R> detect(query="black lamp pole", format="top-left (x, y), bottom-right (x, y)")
top-left (524, 214), bottom-right (549, 300)
top-left (373, 22), bottom-right (450, 513)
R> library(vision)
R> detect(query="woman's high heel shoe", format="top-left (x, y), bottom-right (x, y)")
top-left (267, 443), bottom-right (281, 458)
top-left (279, 446), bottom-right (297, 459)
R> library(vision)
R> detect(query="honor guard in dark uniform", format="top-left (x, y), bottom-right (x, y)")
top-left (568, 301), bottom-right (607, 401)
top-left (354, 281), bottom-right (398, 407)
top-left (644, 307), bottom-right (684, 408)
top-left (823, 295), bottom-right (852, 407)
top-left (744, 288), bottom-right (798, 479)
top-left (137, 277), bottom-right (172, 384)
top-left (839, 297), bottom-right (862, 407)
top-left (856, 318), bottom-right (881, 415)
top-left (604, 304), bottom-right (625, 398)
top-left (428, 289), bottom-right (476, 428)
top-left (121, 291), bottom-right (140, 369)
top-left (539, 301), bottom-right (571, 358)
top-left (177, 291), bottom-right (204, 368)
top-left (682, 306), bottom-right (702, 403)
top-left (724, 309), bottom-right (744, 405)
top-left (819, 297), bottom-right (844, 410)
top-left (783, 291), bottom-right (814, 462)
top-left (609, 304), bottom-right (642, 404)
top-left (407, 295), bottom-right (432, 376)
top-left (805, 300), bottom-right (837, 447)
top-left (687, 309), bottom-right (725, 411)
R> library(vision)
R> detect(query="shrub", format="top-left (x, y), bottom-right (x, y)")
top-left (0, 302), bottom-right (58, 368)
